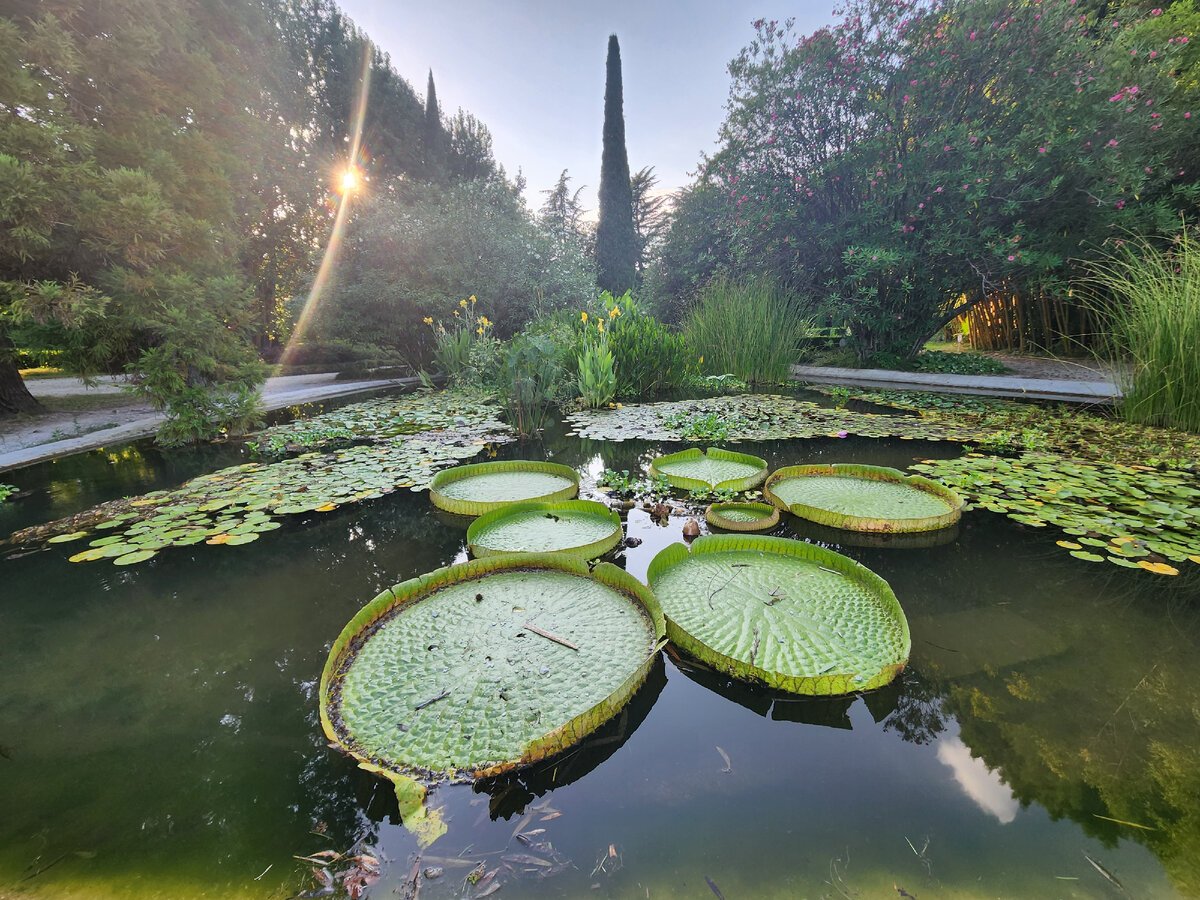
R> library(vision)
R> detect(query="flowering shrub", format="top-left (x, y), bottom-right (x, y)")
top-left (701, 0), bottom-right (1197, 359)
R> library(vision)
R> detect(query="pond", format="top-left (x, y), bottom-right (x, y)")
top-left (2, 393), bottom-right (1199, 900)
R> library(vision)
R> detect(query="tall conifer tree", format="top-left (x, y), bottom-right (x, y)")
top-left (596, 35), bottom-right (636, 294)
top-left (423, 69), bottom-right (444, 179)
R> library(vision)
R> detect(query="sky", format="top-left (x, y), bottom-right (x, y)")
top-left (335, 0), bottom-right (839, 213)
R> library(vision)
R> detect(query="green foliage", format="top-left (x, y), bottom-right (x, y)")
top-left (601, 292), bottom-right (695, 398)
top-left (0, 482), bottom-right (16, 504)
top-left (307, 179), bottom-right (593, 367)
top-left (1087, 227), bottom-right (1200, 432)
top-left (663, 410), bottom-right (741, 442)
top-left (124, 274), bottom-right (267, 445)
top-left (577, 335), bottom-right (617, 408)
top-left (494, 331), bottom-right (570, 436)
top-left (597, 468), bottom-right (672, 499)
top-left (865, 348), bottom-right (1006, 375)
top-left (596, 35), bottom-right (637, 295)
top-left (690, 0), bottom-right (1197, 359)
top-left (914, 351), bottom-right (1008, 376)
top-left (684, 279), bottom-right (808, 383)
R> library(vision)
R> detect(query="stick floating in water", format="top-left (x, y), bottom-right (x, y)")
top-left (524, 621), bottom-right (580, 650)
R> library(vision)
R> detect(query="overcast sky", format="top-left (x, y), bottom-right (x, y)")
top-left (335, 0), bottom-right (838, 212)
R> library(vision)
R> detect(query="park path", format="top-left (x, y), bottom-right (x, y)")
top-left (0, 373), bottom-right (416, 473)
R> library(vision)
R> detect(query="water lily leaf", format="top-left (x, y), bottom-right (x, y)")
top-left (1107, 556), bottom-right (1145, 569)
top-left (224, 533), bottom-right (259, 546)
top-left (1069, 550), bottom-right (1106, 562)
top-left (69, 547), bottom-right (108, 563)
top-left (47, 532), bottom-right (89, 544)
top-left (1055, 540), bottom-right (1082, 550)
top-left (646, 534), bottom-right (909, 696)
top-left (113, 549), bottom-right (157, 565)
top-left (764, 464), bottom-right (962, 533)
top-left (321, 553), bottom-right (665, 787)
top-left (1138, 560), bottom-right (1179, 575)
top-left (467, 501), bottom-right (622, 559)
top-left (706, 502), bottom-right (780, 533)
top-left (429, 461), bottom-right (579, 517)
top-left (649, 448), bottom-right (768, 492)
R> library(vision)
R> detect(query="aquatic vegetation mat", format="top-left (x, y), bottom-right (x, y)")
top-left (646, 534), bottom-right (909, 695)
top-left (429, 460), bottom-right (579, 516)
top-left (649, 447), bottom-right (767, 492)
top-left (764, 464), bottom-right (962, 533)
top-left (249, 391), bottom-right (508, 456)
top-left (911, 454), bottom-right (1200, 575)
top-left (467, 500), bottom-right (623, 559)
top-left (320, 553), bottom-right (665, 786)
top-left (565, 391), bottom-right (1200, 466)
top-left (705, 502), bottom-right (780, 532)
top-left (9, 397), bottom-right (514, 564)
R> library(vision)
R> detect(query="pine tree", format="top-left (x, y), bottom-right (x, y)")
top-left (596, 35), bottom-right (637, 294)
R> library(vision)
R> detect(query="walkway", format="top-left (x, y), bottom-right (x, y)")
top-left (790, 364), bottom-right (1122, 404)
top-left (0, 373), bottom-right (416, 473)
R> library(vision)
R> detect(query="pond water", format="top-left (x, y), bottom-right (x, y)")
top-left (2, 399), bottom-right (1199, 900)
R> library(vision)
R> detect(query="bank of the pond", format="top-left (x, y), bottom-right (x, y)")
top-left (0, 373), bottom-right (419, 473)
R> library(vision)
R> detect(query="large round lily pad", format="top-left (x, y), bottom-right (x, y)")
top-left (429, 460), bottom-right (579, 516)
top-left (649, 447), bottom-right (768, 492)
top-left (706, 501), bottom-right (780, 533)
top-left (320, 553), bottom-right (665, 786)
top-left (646, 534), bottom-right (910, 695)
top-left (764, 464), bottom-right (962, 533)
top-left (467, 500), bottom-right (623, 559)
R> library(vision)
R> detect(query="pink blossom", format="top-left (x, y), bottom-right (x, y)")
top-left (836, 431), bottom-right (848, 438)
top-left (943, 146), bottom-right (951, 152)
top-left (1007, 255), bottom-right (1015, 261)
top-left (1108, 139), bottom-right (1119, 146)
top-left (969, 31), bottom-right (977, 40)
top-left (1038, 147), bottom-right (1047, 153)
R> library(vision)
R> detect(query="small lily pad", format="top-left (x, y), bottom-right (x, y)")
top-left (113, 549), bottom-right (157, 566)
top-left (705, 502), bottom-right (780, 533)
top-left (1069, 550), bottom-right (1106, 562)
top-left (47, 532), bottom-right (89, 544)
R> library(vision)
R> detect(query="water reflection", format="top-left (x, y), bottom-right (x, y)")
top-left (2, 418), bottom-right (1199, 898)
top-left (936, 735), bottom-right (1020, 824)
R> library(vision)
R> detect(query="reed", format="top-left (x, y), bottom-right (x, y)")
top-left (683, 279), bottom-right (809, 384)
top-left (1087, 229), bottom-right (1200, 433)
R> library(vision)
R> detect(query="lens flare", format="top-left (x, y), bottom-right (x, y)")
top-left (279, 49), bottom-right (372, 370)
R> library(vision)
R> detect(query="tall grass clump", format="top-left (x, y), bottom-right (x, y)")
top-left (1087, 229), bottom-right (1200, 433)
top-left (684, 279), bottom-right (810, 384)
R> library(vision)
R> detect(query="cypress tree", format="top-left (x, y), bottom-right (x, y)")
top-left (423, 69), bottom-right (443, 178)
top-left (596, 34), bottom-right (637, 294)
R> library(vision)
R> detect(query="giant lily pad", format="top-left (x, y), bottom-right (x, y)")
top-left (649, 447), bottom-right (768, 492)
top-left (764, 464), bottom-right (963, 533)
top-left (647, 534), bottom-right (909, 695)
top-left (429, 460), bottom-right (579, 516)
top-left (706, 501), bottom-right (780, 533)
top-left (467, 500), bottom-right (623, 559)
top-left (320, 553), bottom-right (665, 789)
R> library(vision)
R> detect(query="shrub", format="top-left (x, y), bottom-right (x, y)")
top-left (577, 335), bottom-right (616, 408)
top-left (493, 331), bottom-right (569, 436)
top-left (684, 279), bottom-right (808, 383)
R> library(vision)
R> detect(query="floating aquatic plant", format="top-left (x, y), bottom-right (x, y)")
top-left (705, 501), bottom-right (780, 533)
top-left (10, 394), bottom-right (515, 564)
top-left (649, 447), bottom-right (768, 492)
top-left (911, 454), bottom-right (1200, 574)
top-left (646, 534), bottom-right (909, 695)
top-left (320, 553), bottom-right (665, 790)
top-left (764, 464), bottom-right (963, 533)
top-left (429, 460), bottom-right (580, 516)
top-left (467, 500), bottom-right (623, 559)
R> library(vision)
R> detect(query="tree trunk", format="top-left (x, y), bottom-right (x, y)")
top-left (0, 336), bottom-right (42, 415)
